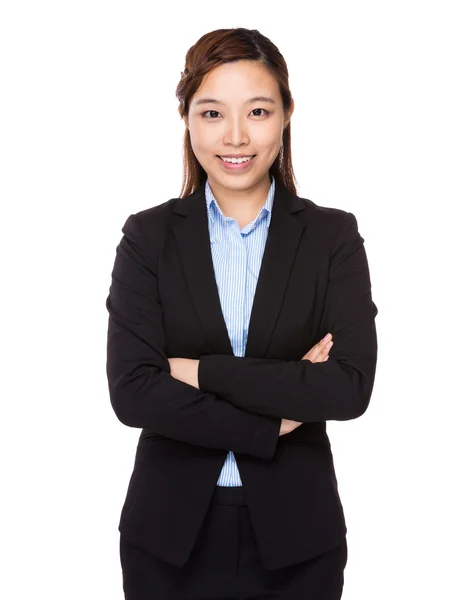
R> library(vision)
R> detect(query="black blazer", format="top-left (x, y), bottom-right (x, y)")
top-left (105, 177), bottom-right (378, 571)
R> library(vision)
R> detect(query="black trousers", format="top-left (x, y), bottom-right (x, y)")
top-left (119, 485), bottom-right (348, 599)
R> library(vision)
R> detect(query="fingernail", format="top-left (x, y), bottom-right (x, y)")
top-left (324, 333), bottom-right (332, 341)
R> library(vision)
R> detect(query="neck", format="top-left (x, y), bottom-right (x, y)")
top-left (207, 174), bottom-right (272, 220)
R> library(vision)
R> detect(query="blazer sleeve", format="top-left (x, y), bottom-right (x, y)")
top-left (105, 212), bottom-right (281, 460)
top-left (197, 211), bottom-right (378, 423)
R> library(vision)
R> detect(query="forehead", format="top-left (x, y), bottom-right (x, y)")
top-left (194, 60), bottom-right (279, 102)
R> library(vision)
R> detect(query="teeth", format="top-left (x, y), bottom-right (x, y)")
top-left (220, 156), bottom-right (253, 164)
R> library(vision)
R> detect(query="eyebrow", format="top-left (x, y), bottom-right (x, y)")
top-left (194, 96), bottom-right (276, 106)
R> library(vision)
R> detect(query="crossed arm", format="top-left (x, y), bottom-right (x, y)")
top-left (168, 211), bottom-right (378, 424)
top-left (106, 213), bottom-right (281, 460)
top-left (106, 210), bottom-right (377, 460)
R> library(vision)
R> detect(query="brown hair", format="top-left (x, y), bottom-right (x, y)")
top-left (175, 28), bottom-right (298, 198)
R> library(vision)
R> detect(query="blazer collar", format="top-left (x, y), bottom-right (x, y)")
top-left (171, 177), bottom-right (306, 358)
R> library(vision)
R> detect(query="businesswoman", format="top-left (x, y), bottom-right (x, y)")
top-left (106, 27), bottom-right (378, 599)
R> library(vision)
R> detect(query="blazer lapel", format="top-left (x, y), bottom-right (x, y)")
top-left (171, 177), bottom-right (306, 358)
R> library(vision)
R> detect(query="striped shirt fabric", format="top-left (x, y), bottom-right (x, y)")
top-left (204, 174), bottom-right (276, 486)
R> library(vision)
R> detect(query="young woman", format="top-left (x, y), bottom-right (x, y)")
top-left (106, 27), bottom-right (378, 599)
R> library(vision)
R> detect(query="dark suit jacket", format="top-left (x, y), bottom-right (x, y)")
top-left (105, 177), bottom-right (378, 571)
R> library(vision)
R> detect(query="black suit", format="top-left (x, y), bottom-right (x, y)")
top-left (105, 177), bottom-right (378, 572)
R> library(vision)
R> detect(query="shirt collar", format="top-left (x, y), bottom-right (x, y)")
top-left (205, 175), bottom-right (275, 228)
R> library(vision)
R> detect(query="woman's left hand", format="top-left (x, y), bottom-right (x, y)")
top-left (168, 357), bottom-right (200, 389)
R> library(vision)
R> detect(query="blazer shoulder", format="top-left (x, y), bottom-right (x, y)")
top-left (132, 196), bottom-right (179, 229)
top-left (299, 196), bottom-right (355, 234)
top-left (118, 197), bottom-right (180, 264)
top-left (122, 196), bottom-right (180, 242)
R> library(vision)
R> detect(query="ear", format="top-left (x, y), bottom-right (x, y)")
top-left (182, 113), bottom-right (189, 129)
top-left (284, 98), bottom-right (295, 128)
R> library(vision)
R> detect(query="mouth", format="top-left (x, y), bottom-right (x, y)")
top-left (216, 154), bottom-right (257, 170)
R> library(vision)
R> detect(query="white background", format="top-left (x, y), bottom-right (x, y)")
top-left (1, 1), bottom-right (472, 598)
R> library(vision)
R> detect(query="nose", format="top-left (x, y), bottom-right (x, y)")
top-left (223, 115), bottom-right (250, 147)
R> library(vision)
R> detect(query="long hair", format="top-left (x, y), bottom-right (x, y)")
top-left (175, 28), bottom-right (298, 198)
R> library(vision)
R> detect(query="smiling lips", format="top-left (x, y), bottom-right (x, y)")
top-left (217, 155), bottom-right (256, 170)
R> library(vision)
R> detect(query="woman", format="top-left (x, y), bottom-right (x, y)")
top-left (106, 27), bottom-right (378, 599)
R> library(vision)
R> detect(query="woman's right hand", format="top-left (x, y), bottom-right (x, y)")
top-left (279, 333), bottom-right (334, 436)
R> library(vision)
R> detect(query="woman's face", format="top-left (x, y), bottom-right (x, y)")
top-left (184, 60), bottom-right (294, 192)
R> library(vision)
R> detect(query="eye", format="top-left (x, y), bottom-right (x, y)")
top-left (202, 110), bottom-right (221, 119)
top-left (201, 108), bottom-right (270, 119)
top-left (250, 108), bottom-right (270, 117)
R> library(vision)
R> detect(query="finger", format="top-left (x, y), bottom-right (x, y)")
top-left (313, 334), bottom-right (332, 351)
top-left (310, 337), bottom-right (333, 356)
top-left (307, 340), bottom-right (333, 363)
top-left (302, 345), bottom-right (322, 361)
top-left (301, 335), bottom-right (333, 361)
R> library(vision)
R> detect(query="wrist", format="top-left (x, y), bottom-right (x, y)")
top-left (195, 359), bottom-right (200, 389)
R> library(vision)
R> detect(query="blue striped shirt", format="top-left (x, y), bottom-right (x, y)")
top-left (205, 175), bottom-right (276, 486)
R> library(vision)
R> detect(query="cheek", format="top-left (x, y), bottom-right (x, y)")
top-left (191, 128), bottom-right (218, 156)
top-left (260, 141), bottom-right (282, 164)
top-left (255, 130), bottom-right (283, 153)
